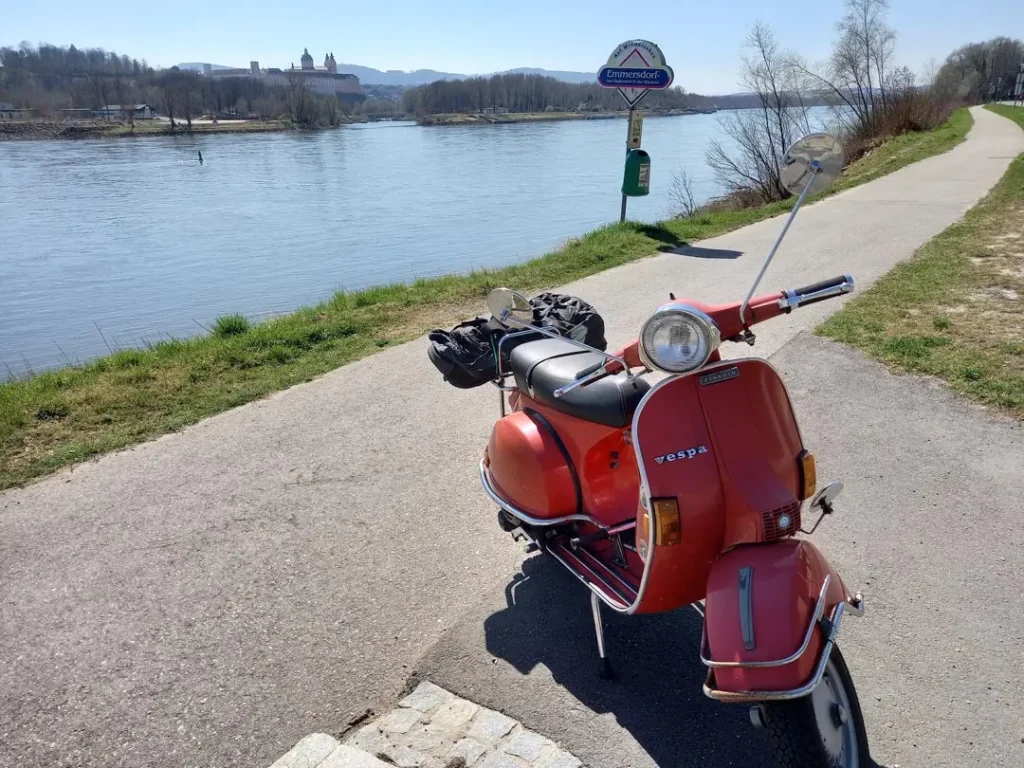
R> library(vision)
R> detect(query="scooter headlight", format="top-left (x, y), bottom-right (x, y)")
top-left (639, 305), bottom-right (720, 374)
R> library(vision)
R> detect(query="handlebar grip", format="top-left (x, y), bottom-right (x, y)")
top-left (793, 275), bottom-right (850, 297)
top-left (780, 274), bottom-right (855, 312)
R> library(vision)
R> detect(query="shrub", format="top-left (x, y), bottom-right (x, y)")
top-left (213, 314), bottom-right (251, 337)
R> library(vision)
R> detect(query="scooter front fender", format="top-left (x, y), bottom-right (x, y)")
top-left (701, 539), bottom-right (860, 701)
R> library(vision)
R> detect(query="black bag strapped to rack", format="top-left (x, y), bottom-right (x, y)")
top-left (530, 292), bottom-right (607, 351)
top-left (427, 316), bottom-right (506, 389)
top-left (427, 292), bottom-right (607, 389)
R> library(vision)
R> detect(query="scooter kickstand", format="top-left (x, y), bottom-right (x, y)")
top-left (590, 591), bottom-right (614, 680)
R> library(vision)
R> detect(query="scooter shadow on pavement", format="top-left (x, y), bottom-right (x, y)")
top-left (483, 555), bottom-right (880, 768)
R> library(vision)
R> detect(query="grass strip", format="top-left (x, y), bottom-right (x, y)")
top-left (818, 104), bottom-right (1023, 417)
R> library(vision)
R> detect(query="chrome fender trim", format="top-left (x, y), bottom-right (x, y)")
top-left (701, 596), bottom-right (866, 702)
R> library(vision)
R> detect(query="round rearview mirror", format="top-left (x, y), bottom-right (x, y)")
top-left (486, 288), bottom-right (533, 327)
top-left (781, 133), bottom-right (844, 197)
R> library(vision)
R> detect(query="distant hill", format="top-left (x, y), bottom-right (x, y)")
top-left (499, 67), bottom-right (594, 83)
top-left (175, 61), bottom-right (594, 85)
top-left (333, 64), bottom-right (464, 86)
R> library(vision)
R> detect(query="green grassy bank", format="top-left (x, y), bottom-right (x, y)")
top-left (819, 104), bottom-right (1023, 417)
top-left (0, 108), bottom-right (973, 490)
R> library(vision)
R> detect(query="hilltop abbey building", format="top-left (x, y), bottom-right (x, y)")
top-left (204, 49), bottom-right (362, 99)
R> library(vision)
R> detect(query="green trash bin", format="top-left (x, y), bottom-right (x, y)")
top-left (622, 149), bottom-right (651, 197)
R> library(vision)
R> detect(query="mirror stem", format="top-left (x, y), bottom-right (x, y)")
top-left (739, 165), bottom-right (820, 329)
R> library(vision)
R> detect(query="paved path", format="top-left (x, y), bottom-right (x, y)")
top-left (2, 107), bottom-right (1022, 768)
top-left (415, 335), bottom-right (1024, 768)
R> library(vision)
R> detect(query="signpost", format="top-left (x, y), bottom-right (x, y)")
top-left (628, 110), bottom-right (644, 150)
top-left (597, 40), bottom-right (674, 221)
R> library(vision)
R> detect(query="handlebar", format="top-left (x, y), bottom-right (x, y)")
top-left (778, 274), bottom-right (854, 311)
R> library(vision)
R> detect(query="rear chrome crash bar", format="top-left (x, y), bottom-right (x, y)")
top-left (701, 586), bottom-right (866, 703)
top-left (480, 460), bottom-right (611, 529)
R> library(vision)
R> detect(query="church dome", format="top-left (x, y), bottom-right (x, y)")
top-left (300, 48), bottom-right (314, 70)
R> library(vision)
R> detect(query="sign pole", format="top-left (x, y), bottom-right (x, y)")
top-left (620, 106), bottom-right (634, 223)
top-left (598, 40), bottom-right (672, 223)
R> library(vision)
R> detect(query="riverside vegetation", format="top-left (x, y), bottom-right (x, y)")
top-left (0, 108), bottom-right (973, 489)
top-left (819, 104), bottom-right (1024, 417)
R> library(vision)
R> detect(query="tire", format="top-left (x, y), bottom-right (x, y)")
top-left (763, 645), bottom-right (870, 767)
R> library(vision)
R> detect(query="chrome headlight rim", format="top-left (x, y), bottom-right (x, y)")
top-left (638, 304), bottom-right (721, 374)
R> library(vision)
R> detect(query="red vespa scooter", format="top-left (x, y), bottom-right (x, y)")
top-left (479, 134), bottom-right (869, 766)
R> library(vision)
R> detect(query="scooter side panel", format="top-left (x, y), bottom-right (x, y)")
top-left (631, 374), bottom-right (724, 612)
top-left (485, 397), bottom-right (639, 525)
top-left (486, 410), bottom-right (579, 519)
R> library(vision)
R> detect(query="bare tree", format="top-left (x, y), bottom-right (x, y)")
top-left (920, 57), bottom-right (939, 87)
top-left (113, 60), bottom-right (135, 131)
top-left (790, 0), bottom-right (896, 137)
top-left (668, 168), bottom-right (700, 218)
top-left (285, 74), bottom-right (319, 127)
top-left (706, 22), bottom-right (810, 203)
top-left (155, 71), bottom-right (178, 128)
top-left (322, 94), bottom-right (340, 126)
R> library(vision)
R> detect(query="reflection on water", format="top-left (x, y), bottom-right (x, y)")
top-left (0, 109), bottom-right (829, 375)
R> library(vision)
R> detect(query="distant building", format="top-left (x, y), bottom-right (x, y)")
top-left (0, 104), bottom-right (40, 120)
top-left (204, 48), bottom-right (362, 98)
top-left (100, 104), bottom-right (156, 119)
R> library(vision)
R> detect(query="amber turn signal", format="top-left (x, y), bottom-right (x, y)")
top-left (652, 498), bottom-right (682, 546)
top-left (798, 450), bottom-right (817, 500)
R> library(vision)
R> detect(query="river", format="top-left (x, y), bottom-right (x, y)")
top-left (0, 109), bottom-right (828, 376)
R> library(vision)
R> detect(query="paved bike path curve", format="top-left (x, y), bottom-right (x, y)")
top-left (2, 106), bottom-right (1021, 767)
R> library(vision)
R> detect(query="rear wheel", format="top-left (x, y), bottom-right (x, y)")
top-left (763, 645), bottom-right (869, 767)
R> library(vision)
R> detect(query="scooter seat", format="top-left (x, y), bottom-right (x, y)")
top-left (509, 338), bottom-right (650, 429)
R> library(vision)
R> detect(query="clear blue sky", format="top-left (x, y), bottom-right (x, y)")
top-left (4, 0), bottom-right (1021, 94)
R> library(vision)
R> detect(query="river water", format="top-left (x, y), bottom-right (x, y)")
top-left (0, 110), bottom-right (825, 376)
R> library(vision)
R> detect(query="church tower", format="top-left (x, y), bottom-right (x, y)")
top-left (300, 48), bottom-right (314, 70)
top-left (327, 52), bottom-right (338, 74)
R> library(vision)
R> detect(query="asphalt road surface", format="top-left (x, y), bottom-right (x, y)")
top-left (2, 106), bottom-right (1022, 768)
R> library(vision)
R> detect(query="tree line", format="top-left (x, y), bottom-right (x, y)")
top-left (400, 72), bottom-right (691, 115)
top-left (0, 43), bottom-right (370, 128)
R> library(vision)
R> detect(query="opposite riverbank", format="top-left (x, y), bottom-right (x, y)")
top-left (0, 117), bottom-right (365, 141)
top-left (416, 108), bottom-right (712, 126)
top-left (0, 108), bottom-right (973, 489)
top-left (819, 104), bottom-right (1024, 417)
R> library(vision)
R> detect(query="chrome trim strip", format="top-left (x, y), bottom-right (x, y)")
top-left (480, 461), bottom-right (606, 528)
top-left (701, 576), bottom-right (831, 669)
top-left (626, 370), bottom-right (685, 615)
top-left (702, 601), bottom-right (849, 702)
top-left (738, 567), bottom-right (756, 651)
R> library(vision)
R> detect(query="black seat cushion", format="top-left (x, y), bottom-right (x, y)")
top-left (510, 338), bottom-right (650, 428)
